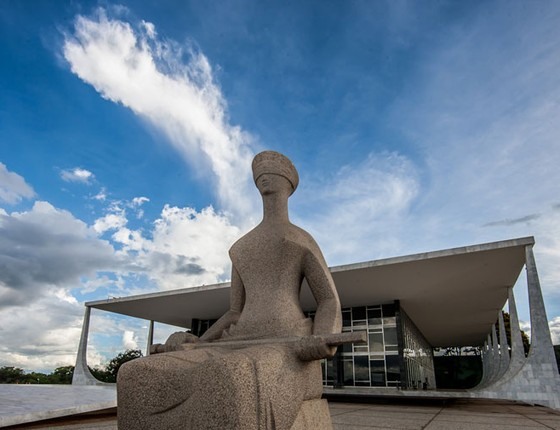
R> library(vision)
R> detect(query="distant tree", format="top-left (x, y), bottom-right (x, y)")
top-left (434, 346), bottom-right (481, 356)
top-left (89, 365), bottom-right (112, 383)
top-left (499, 311), bottom-right (530, 356)
top-left (104, 349), bottom-right (143, 383)
top-left (0, 366), bottom-right (26, 383)
top-left (434, 311), bottom-right (530, 358)
top-left (25, 371), bottom-right (50, 384)
top-left (0, 349), bottom-right (143, 384)
top-left (49, 366), bottom-right (75, 384)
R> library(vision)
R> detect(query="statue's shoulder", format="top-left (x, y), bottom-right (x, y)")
top-left (285, 224), bottom-right (321, 255)
top-left (228, 228), bottom-right (256, 258)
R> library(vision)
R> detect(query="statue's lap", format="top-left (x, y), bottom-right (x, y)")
top-left (117, 343), bottom-right (323, 430)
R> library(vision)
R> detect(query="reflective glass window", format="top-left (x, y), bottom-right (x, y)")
top-left (386, 355), bottom-right (400, 382)
top-left (354, 345), bottom-right (369, 353)
top-left (326, 359), bottom-right (334, 384)
top-left (370, 359), bottom-right (386, 386)
top-left (343, 359), bottom-right (354, 385)
top-left (367, 309), bottom-right (382, 326)
top-left (354, 356), bottom-right (369, 382)
top-left (382, 303), bottom-right (395, 317)
top-left (384, 326), bottom-right (398, 346)
top-left (353, 306), bottom-right (366, 320)
top-left (383, 315), bottom-right (396, 326)
top-left (342, 310), bottom-right (352, 327)
top-left (368, 332), bottom-right (384, 353)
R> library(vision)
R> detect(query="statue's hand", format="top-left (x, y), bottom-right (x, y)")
top-left (149, 331), bottom-right (199, 354)
top-left (296, 335), bottom-right (338, 361)
top-left (149, 343), bottom-right (165, 354)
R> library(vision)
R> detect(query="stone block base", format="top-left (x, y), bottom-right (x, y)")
top-left (291, 399), bottom-right (333, 430)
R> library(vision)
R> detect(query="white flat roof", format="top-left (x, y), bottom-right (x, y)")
top-left (87, 237), bottom-right (533, 347)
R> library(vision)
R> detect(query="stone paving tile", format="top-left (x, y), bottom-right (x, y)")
top-left (7, 398), bottom-right (560, 429)
top-left (526, 414), bottom-right (560, 419)
top-left (438, 411), bottom-right (520, 419)
top-left (333, 425), bottom-right (395, 430)
top-left (331, 412), bottom-right (431, 429)
top-left (334, 408), bottom-right (438, 421)
top-left (424, 422), bottom-right (548, 430)
top-left (508, 406), bottom-right (560, 415)
top-left (369, 405), bottom-right (442, 413)
top-left (330, 404), bottom-right (370, 410)
top-left (430, 413), bottom-right (547, 426)
top-left (532, 419), bottom-right (560, 430)
top-left (330, 407), bottom-right (369, 416)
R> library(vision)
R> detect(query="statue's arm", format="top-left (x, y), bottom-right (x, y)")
top-left (298, 245), bottom-right (342, 360)
top-left (303, 247), bottom-right (342, 337)
top-left (198, 265), bottom-right (245, 342)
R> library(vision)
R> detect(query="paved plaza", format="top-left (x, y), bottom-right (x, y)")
top-left (4, 389), bottom-right (560, 430)
top-left (329, 399), bottom-right (560, 430)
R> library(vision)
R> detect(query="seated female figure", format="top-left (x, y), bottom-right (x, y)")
top-left (117, 151), bottom-right (342, 430)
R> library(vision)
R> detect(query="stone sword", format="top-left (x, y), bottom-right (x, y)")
top-left (184, 331), bottom-right (367, 349)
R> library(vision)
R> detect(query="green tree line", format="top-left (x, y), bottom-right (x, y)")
top-left (0, 349), bottom-right (142, 384)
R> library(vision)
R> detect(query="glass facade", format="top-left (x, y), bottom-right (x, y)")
top-left (400, 308), bottom-right (436, 389)
top-left (320, 304), bottom-right (401, 387)
top-left (191, 318), bottom-right (217, 337)
top-left (192, 300), bottom-right (435, 390)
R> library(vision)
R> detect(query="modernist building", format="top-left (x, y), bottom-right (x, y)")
top-left (73, 236), bottom-right (560, 409)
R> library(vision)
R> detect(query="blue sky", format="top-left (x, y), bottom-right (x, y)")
top-left (1, 1), bottom-right (560, 372)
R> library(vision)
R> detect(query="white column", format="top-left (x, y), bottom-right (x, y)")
top-left (477, 245), bottom-right (560, 409)
top-left (489, 324), bottom-right (501, 385)
top-left (496, 287), bottom-right (526, 383)
top-left (477, 340), bottom-right (489, 388)
top-left (525, 246), bottom-right (557, 365)
top-left (146, 320), bottom-right (154, 356)
top-left (72, 306), bottom-right (105, 385)
top-left (496, 310), bottom-right (510, 381)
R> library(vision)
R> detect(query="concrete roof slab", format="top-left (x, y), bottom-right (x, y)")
top-left (87, 237), bottom-right (533, 347)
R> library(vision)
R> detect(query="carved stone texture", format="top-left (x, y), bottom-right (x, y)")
top-left (118, 151), bottom-right (342, 430)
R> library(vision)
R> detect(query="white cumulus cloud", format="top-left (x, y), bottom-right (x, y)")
top-left (0, 290), bottom-right (102, 372)
top-left (92, 188), bottom-right (107, 201)
top-left (548, 317), bottom-right (560, 345)
top-left (107, 204), bottom-right (241, 290)
top-left (60, 167), bottom-right (95, 184)
top-left (122, 330), bottom-right (138, 350)
top-left (131, 196), bottom-right (149, 207)
top-left (0, 162), bottom-right (36, 204)
top-left (94, 212), bottom-right (128, 234)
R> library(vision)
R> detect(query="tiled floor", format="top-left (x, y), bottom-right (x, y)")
top-left (330, 399), bottom-right (560, 430)
top-left (6, 399), bottom-right (560, 429)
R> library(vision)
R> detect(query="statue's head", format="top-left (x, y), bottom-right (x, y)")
top-left (252, 151), bottom-right (299, 196)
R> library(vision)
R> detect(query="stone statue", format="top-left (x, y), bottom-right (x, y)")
top-left (117, 151), bottom-right (347, 430)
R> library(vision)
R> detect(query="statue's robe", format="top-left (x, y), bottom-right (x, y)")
top-left (118, 230), bottom-right (327, 430)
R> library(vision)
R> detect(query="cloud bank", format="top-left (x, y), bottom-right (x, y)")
top-left (0, 201), bottom-right (120, 308)
top-left (0, 198), bottom-right (121, 371)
